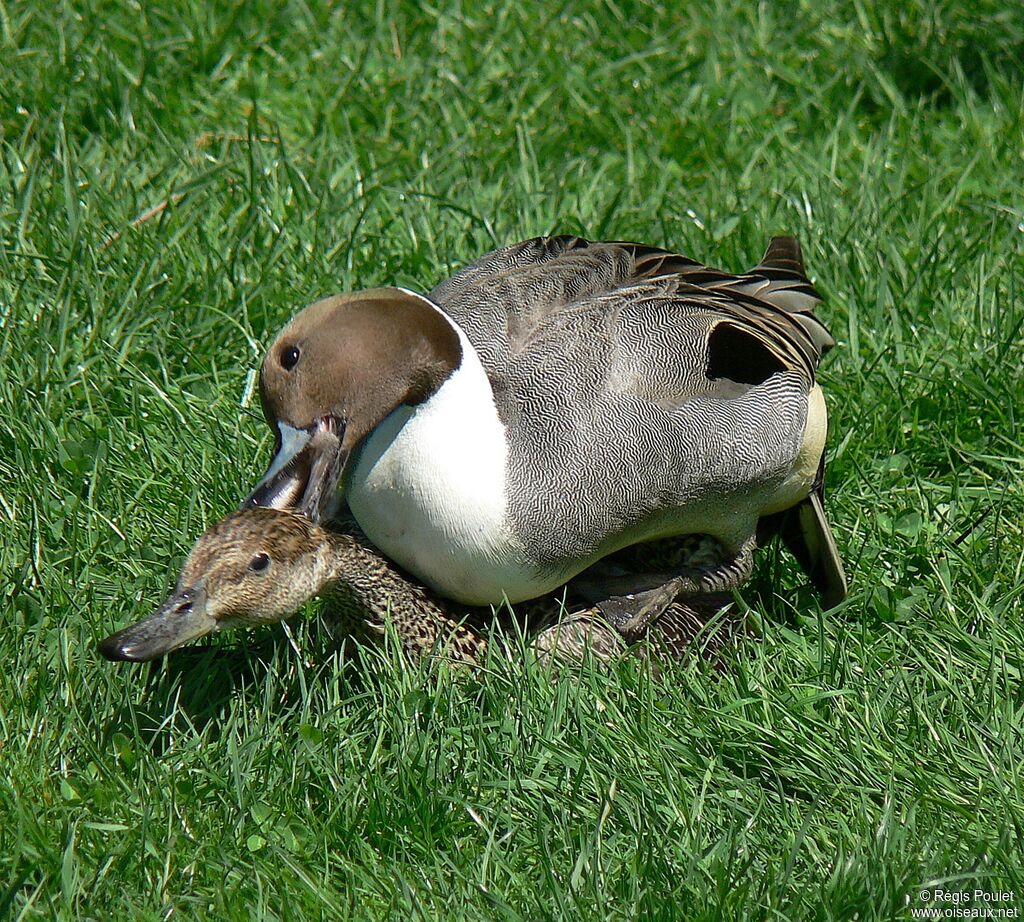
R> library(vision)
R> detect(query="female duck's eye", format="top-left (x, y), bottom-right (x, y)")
top-left (249, 553), bottom-right (271, 572)
top-left (280, 346), bottom-right (300, 370)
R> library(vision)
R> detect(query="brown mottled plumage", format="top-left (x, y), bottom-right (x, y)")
top-left (99, 508), bottom-right (746, 670)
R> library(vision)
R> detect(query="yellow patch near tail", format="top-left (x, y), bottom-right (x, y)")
top-left (762, 385), bottom-right (828, 515)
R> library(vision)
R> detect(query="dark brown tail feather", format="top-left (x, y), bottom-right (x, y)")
top-left (758, 489), bottom-right (848, 610)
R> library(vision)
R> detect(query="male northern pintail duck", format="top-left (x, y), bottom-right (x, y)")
top-left (244, 235), bottom-right (847, 617)
top-left (97, 507), bottom-right (740, 669)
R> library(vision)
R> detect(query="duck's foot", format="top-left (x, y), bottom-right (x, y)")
top-left (589, 541), bottom-right (755, 643)
top-left (595, 580), bottom-right (687, 643)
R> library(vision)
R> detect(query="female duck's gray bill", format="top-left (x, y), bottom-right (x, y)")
top-left (98, 585), bottom-right (216, 662)
top-left (243, 419), bottom-right (347, 523)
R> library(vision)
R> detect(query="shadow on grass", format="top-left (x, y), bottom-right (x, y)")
top-left (100, 617), bottom-right (362, 750)
top-left (98, 563), bottom-right (834, 753)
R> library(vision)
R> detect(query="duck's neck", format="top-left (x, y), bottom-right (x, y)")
top-left (318, 532), bottom-right (487, 664)
top-left (320, 533), bottom-right (447, 622)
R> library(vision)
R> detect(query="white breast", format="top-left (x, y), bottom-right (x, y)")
top-left (347, 321), bottom-right (539, 604)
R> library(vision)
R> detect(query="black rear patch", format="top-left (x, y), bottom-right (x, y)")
top-left (707, 323), bottom-right (785, 385)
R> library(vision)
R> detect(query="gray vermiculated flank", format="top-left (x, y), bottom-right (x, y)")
top-left (429, 236), bottom-right (831, 571)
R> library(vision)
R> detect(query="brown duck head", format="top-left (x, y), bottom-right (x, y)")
top-left (243, 288), bottom-right (461, 521)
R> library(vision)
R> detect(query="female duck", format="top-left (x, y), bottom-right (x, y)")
top-left (98, 507), bottom-right (740, 667)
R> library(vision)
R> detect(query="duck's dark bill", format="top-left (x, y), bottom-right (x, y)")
top-left (244, 418), bottom-right (346, 523)
top-left (98, 586), bottom-right (216, 662)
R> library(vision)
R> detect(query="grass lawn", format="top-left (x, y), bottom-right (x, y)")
top-left (2, 0), bottom-right (1023, 918)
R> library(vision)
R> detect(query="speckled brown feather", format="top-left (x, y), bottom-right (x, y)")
top-left (183, 508), bottom-right (320, 580)
top-left (143, 508), bottom-right (748, 672)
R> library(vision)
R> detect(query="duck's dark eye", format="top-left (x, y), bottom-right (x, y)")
top-left (249, 553), bottom-right (271, 572)
top-left (280, 346), bottom-right (300, 370)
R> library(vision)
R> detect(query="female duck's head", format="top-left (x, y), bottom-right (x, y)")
top-left (98, 508), bottom-right (334, 662)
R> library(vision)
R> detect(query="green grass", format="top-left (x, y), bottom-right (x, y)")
top-left (2, 0), bottom-right (1023, 918)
